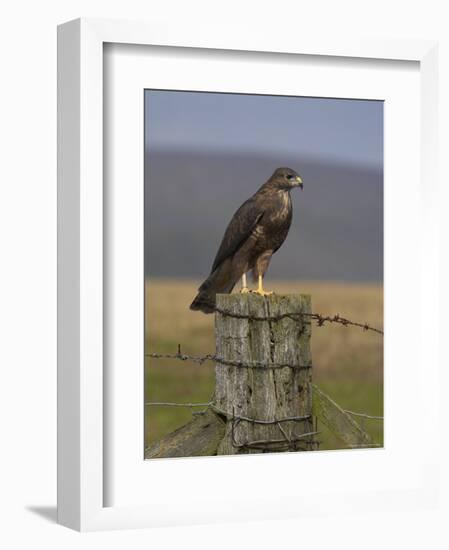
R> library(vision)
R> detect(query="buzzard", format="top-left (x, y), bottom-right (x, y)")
top-left (190, 167), bottom-right (303, 314)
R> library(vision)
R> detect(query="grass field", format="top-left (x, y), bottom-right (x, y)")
top-left (144, 279), bottom-right (383, 452)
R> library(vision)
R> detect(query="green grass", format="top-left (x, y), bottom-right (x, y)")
top-left (145, 362), bottom-right (383, 451)
top-left (314, 379), bottom-right (383, 450)
top-left (145, 359), bottom-right (215, 446)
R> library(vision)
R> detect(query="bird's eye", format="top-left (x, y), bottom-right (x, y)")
top-left (286, 174), bottom-right (294, 180)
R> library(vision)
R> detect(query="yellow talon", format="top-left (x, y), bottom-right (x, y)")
top-left (252, 289), bottom-right (273, 296)
top-left (251, 275), bottom-right (273, 296)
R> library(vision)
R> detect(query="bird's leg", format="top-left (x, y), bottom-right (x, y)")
top-left (240, 272), bottom-right (250, 294)
top-left (252, 275), bottom-right (273, 297)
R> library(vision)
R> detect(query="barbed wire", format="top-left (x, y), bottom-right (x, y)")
top-left (145, 347), bottom-right (311, 370)
top-left (145, 309), bottom-right (382, 368)
top-left (214, 306), bottom-right (384, 335)
top-left (216, 356), bottom-right (311, 370)
top-left (146, 347), bottom-right (214, 364)
top-left (305, 312), bottom-right (383, 335)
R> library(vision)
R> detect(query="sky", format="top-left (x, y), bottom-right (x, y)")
top-left (144, 90), bottom-right (383, 282)
top-left (145, 90), bottom-right (383, 170)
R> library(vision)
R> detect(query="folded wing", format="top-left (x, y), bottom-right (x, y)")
top-left (210, 196), bottom-right (264, 273)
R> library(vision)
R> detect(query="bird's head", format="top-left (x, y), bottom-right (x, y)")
top-left (270, 167), bottom-right (303, 190)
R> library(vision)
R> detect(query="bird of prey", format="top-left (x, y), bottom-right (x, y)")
top-left (190, 167), bottom-right (303, 314)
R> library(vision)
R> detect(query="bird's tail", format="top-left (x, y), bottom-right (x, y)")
top-left (190, 260), bottom-right (238, 314)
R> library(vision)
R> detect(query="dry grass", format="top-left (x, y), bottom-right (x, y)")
top-left (145, 279), bottom-right (383, 450)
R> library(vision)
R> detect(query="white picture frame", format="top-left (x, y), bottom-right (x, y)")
top-left (57, 17), bottom-right (439, 531)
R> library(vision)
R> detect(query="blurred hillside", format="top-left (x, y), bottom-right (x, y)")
top-left (145, 150), bottom-right (383, 282)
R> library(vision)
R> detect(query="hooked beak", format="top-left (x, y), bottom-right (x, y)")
top-left (296, 175), bottom-right (303, 189)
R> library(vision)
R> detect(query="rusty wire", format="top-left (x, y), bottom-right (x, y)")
top-left (145, 347), bottom-right (311, 370)
top-left (229, 408), bottom-right (318, 452)
top-left (214, 306), bottom-right (384, 335)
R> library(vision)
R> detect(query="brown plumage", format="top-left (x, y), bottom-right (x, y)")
top-left (190, 167), bottom-right (303, 314)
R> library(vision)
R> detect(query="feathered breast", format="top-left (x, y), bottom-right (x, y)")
top-left (255, 190), bottom-right (293, 252)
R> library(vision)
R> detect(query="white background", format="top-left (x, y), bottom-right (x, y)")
top-left (1, 1), bottom-right (448, 549)
top-left (105, 44), bottom-right (426, 512)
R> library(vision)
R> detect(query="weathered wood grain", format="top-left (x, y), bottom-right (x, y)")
top-left (311, 384), bottom-right (374, 447)
top-left (145, 408), bottom-right (226, 459)
top-left (215, 293), bottom-right (314, 455)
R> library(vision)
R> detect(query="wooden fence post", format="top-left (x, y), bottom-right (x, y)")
top-left (214, 293), bottom-right (314, 454)
top-left (311, 385), bottom-right (374, 448)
